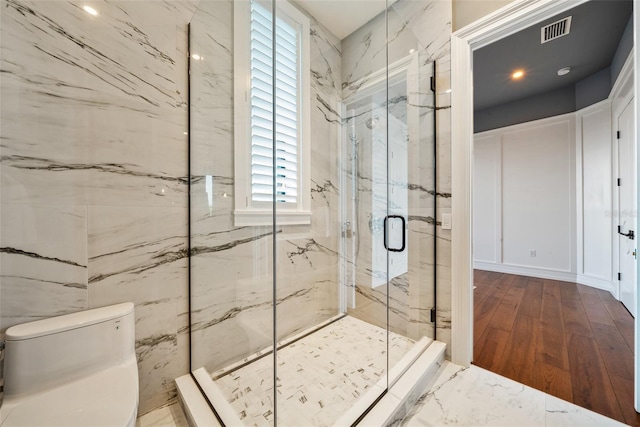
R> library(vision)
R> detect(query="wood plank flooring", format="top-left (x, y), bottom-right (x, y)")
top-left (473, 270), bottom-right (640, 426)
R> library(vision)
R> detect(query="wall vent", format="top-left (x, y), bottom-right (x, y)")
top-left (541, 16), bottom-right (572, 44)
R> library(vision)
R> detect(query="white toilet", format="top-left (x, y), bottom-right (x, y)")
top-left (0, 302), bottom-right (139, 427)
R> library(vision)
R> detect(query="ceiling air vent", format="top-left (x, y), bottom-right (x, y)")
top-left (541, 16), bottom-right (572, 44)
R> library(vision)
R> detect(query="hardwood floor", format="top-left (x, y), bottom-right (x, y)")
top-left (473, 270), bottom-right (640, 426)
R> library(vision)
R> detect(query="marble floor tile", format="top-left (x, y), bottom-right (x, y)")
top-left (214, 315), bottom-right (416, 427)
top-left (544, 394), bottom-right (624, 427)
top-left (402, 362), bottom-right (626, 427)
top-left (142, 361), bottom-right (626, 427)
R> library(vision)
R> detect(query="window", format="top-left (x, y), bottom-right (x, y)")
top-left (234, 0), bottom-right (311, 226)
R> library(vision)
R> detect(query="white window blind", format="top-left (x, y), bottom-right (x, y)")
top-left (233, 0), bottom-right (310, 226)
top-left (250, 1), bottom-right (299, 204)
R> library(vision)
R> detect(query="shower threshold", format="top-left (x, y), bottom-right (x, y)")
top-left (176, 316), bottom-right (446, 426)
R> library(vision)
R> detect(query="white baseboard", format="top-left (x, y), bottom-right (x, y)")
top-left (577, 274), bottom-right (617, 297)
top-left (473, 262), bottom-right (576, 282)
top-left (474, 262), bottom-right (615, 296)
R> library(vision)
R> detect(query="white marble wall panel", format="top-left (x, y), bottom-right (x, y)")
top-left (389, 1), bottom-right (452, 63)
top-left (188, 0), bottom-right (233, 178)
top-left (278, 14), bottom-right (344, 336)
top-left (342, 0), bottom-right (450, 97)
top-left (189, 208), bottom-right (341, 374)
top-left (341, 12), bottom-right (386, 100)
top-left (1, 1), bottom-right (192, 207)
top-left (189, 0), bottom-right (268, 374)
top-left (0, 205), bottom-right (88, 331)
top-left (1, 0), bottom-right (197, 415)
top-left (295, 23), bottom-right (344, 321)
top-left (88, 206), bottom-right (189, 414)
top-left (189, 223), bottom-right (276, 371)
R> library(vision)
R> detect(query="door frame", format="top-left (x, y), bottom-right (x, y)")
top-left (450, 0), bottom-right (639, 411)
top-left (611, 71), bottom-right (635, 313)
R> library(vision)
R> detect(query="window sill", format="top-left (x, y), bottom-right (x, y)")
top-left (234, 209), bottom-right (312, 226)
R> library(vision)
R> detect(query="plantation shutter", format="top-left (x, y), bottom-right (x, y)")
top-left (250, 1), bottom-right (299, 204)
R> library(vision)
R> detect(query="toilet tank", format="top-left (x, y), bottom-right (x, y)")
top-left (3, 302), bottom-right (136, 398)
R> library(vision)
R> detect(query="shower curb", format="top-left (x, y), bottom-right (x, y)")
top-left (177, 340), bottom-right (446, 426)
top-left (175, 373), bottom-right (222, 427)
top-left (356, 340), bottom-right (447, 426)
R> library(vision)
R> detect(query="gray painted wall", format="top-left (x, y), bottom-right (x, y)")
top-left (575, 67), bottom-right (611, 110)
top-left (475, 14), bottom-right (633, 132)
top-left (611, 16), bottom-right (634, 85)
top-left (474, 86), bottom-right (575, 132)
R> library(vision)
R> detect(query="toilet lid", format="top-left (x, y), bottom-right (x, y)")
top-left (2, 363), bottom-right (138, 427)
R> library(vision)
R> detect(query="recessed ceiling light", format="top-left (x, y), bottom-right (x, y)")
top-left (191, 54), bottom-right (202, 60)
top-left (512, 70), bottom-right (525, 80)
top-left (557, 67), bottom-right (571, 76)
top-left (83, 5), bottom-right (98, 16)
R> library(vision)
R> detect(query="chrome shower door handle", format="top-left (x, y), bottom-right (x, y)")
top-left (383, 215), bottom-right (406, 252)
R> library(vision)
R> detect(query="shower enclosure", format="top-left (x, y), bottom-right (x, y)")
top-left (187, 0), bottom-right (437, 424)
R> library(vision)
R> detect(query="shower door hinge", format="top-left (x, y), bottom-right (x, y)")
top-left (430, 76), bottom-right (436, 93)
top-left (430, 307), bottom-right (436, 323)
top-left (342, 220), bottom-right (352, 238)
top-left (618, 272), bottom-right (621, 281)
top-left (617, 131), bottom-right (621, 139)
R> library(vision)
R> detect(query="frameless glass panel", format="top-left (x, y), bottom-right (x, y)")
top-left (189, 1), bottom-right (275, 424)
top-left (342, 0), bottom-right (437, 397)
top-left (385, 1), bottom-right (437, 371)
top-left (339, 0), bottom-right (392, 419)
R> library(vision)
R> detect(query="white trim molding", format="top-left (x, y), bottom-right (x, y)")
top-left (451, 0), bottom-right (592, 367)
top-left (635, 4), bottom-right (640, 412)
top-left (233, 0), bottom-right (312, 226)
top-left (610, 52), bottom-right (634, 304)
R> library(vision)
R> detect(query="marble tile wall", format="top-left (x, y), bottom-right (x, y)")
top-left (188, 0), bottom-right (344, 373)
top-left (0, 0), bottom-right (197, 414)
top-left (341, 0), bottom-right (452, 355)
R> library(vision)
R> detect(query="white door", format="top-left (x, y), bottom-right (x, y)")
top-left (617, 97), bottom-right (636, 316)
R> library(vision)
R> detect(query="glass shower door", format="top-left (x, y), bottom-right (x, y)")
top-left (385, 2), bottom-right (437, 369)
top-left (341, 6), bottom-right (437, 393)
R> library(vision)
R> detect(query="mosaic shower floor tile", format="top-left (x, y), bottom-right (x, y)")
top-left (214, 315), bottom-right (417, 426)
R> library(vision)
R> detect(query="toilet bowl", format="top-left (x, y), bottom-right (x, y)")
top-left (0, 303), bottom-right (139, 427)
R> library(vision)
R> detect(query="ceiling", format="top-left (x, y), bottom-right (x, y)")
top-left (473, 0), bottom-right (633, 111)
top-left (292, 0), bottom-right (396, 40)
